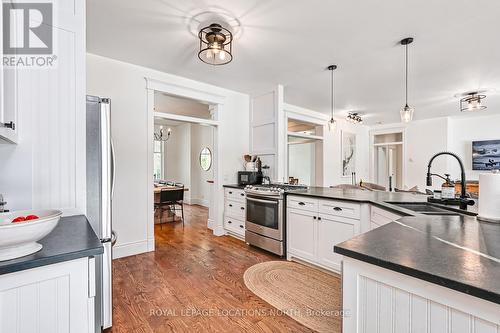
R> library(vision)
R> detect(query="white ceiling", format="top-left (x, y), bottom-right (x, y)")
top-left (87, 0), bottom-right (500, 124)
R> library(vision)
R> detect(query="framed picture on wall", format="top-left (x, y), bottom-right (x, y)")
top-left (341, 131), bottom-right (356, 177)
top-left (472, 140), bottom-right (500, 170)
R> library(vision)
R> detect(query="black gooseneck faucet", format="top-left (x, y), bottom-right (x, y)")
top-left (426, 151), bottom-right (470, 210)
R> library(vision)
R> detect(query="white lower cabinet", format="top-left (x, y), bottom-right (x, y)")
top-left (0, 257), bottom-right (95, 333)
top-left (343, 258), bottom-right (500, 333)
top-left (287, 209), bottom-right (316, 261)
top-left (287, 195), bottom-right (362, 272)
top-left (223, 188), bottom-right (246, 238)
top-left (317, 214), bottom-right (359, 271)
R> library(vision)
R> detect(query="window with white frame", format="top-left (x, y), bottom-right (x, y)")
top-left (153, 140), bottom-right (164, 180)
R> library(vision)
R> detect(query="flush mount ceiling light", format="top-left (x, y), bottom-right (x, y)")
top-left (327, 65), bottom-right (338, 131)
top-left (457, 92), bottom-right (487, 112)
top-left (198, 23), bottom-right (233, 65)
top-left (346, 112), bottom-right (363, 124)
top-left (400, 37), bottom-right (415, 123)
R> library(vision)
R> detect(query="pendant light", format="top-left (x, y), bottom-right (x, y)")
top-left (400, 37), bottom-right (414, 123)
top-left (327, 65), bottom-right (337, 131)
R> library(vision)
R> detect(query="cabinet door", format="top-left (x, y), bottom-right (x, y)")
top-left (287, 209), bottom-right (316, 261)
top-left (0, 257), bottom-right (93, 333)
top-left (0, 2), bottom-right (19, 143)
top-left (317, 215), bottom-right (359, 271)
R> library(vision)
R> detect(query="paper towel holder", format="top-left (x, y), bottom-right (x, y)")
top-left (477, 170), bottom-right (500, 224)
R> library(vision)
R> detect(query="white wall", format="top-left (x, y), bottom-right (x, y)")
top-left (190, 125), bottom-right (214, 207)
top-left (448, 114), bottom-right (500, 180)
top-left (288, 143), bottom-right (315, 186)
top-left (405, 117), bottom-right (450, 190)
top-left (86, 53), bottom-right (249, 258)
top-left (163, 124), bottom-right (191, 203)
top-left (370, 114), bottom-right (500, 191)
top-left (322, 119), bottom-right (370, 187)
top-left (0, 1), bottom-right (85, 215)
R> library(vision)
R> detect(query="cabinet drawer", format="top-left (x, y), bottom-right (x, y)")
top-left (224, 215), bottom-right (245, 234)
top-left (319, 199), bottom-right (360, 220)
top-left (287, 196), bottom-right (318, 212)
top-left (225, 199), bottom-right (246, 219)
top-left (225, 188), bottom-right (246, 202)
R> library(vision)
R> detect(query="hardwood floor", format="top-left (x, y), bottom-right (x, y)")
top-left (106, 204), bottom-right (317, 333)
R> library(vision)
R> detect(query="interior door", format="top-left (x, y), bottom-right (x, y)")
top-left (317, 214), bottom-right (359, 271)
top-left (287, 209), bottom-right (316, 260)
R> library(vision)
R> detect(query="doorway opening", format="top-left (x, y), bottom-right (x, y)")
top-left (370, 130), bottom-right (405, 191)
top-left (286, 118), bottom-right (324, 186)
top-left (147, 79), bottom-right (224, 252)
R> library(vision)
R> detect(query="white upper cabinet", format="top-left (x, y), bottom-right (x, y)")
top-left (0, 2), bottom-right (19, 144)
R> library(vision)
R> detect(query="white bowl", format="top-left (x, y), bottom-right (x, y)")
top-left (0, 209), bottom-right (62, 261)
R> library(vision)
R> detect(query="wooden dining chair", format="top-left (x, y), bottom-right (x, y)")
top-left (155, 188), bottom-right (184, 228)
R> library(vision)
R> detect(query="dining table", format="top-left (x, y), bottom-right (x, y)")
top-left (154, 185), bottom-right (189, 201)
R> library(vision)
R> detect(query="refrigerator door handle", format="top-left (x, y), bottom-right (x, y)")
top-left (111, 139), bottom-right (116, 200)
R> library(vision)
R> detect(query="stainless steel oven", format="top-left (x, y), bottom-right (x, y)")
top-left (244, 184), bottom-right (308, 256)
top-left (245, 186), bottom-right (286, 256)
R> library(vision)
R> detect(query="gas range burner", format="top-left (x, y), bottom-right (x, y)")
top-left (244, 184), bottom-right (308, 197)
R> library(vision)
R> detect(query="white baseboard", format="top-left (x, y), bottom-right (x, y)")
top-left (190, 198), bottom-right (209, 207)
top-left (207, 218), bottom-right (215, 230)
top-left (112, 240), bottom-right (151, 259)
top-left (212, 225), bottom-right (226, 236)
top-left (147, 238), bottom-right (155, 252)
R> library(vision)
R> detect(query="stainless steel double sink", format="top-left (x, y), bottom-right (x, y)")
top-left (386, 202), bottom-right (461, 216)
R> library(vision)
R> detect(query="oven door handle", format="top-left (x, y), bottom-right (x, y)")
top-left (246, 197), bottom-right (279, 205)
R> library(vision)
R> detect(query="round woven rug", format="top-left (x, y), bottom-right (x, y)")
top-left (243, 261), bottom-right (342, 333)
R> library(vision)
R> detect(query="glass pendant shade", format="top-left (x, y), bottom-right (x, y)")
top-left (327, 65), bottom-right (337, 132)
top-left (400, 38), bottom-right (414, 123)
top-left (400, 104), bottom-right (414, 123)
top-left (328, 118), bottom-right (337, 131)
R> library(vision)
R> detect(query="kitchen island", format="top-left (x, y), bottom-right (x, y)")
top-left (0, 215), bottom-right (103, 333)
top-left (285, 187), bottom-right (500, 332)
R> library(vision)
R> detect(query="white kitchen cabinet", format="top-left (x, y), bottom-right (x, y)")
top-left (342, 257), bottom-right (500, 333)
top-left (317, 214), bottom-right (359, 271)
top-left (287, 195), bottom-right (363, 272)
top-left (287, 209), bottom-right (317, 261)
top-left (0, 2), bottom-right (19, 144)
top-left (0, 257), bottom-right (96, 333)
top-left (223, 188), bottom-right (246, 238)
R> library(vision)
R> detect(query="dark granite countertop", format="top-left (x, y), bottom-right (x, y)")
top-left (223, 184), bottom-right (246, 189)
top-left (0, 215), bottom-right (103, 275)
top-left (286, 187), bottom-right (499, 304)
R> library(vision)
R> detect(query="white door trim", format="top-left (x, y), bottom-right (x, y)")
top-left (146, 77), bottom-right (226, 252)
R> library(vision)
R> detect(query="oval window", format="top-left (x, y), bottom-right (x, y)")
top-left (199, 147), bottom-right (212, 171)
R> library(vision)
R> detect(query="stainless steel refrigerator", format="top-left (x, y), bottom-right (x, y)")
top-left (86, 95), bottom-right (116, 331)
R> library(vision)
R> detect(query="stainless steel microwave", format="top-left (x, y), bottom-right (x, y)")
top-left (237, 171), bottom-right (263, 186)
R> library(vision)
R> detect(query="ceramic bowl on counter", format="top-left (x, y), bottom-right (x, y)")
top-left (0, 209), bottom-right (62, 261)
